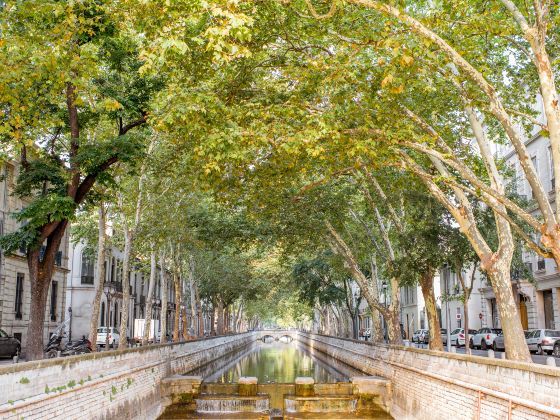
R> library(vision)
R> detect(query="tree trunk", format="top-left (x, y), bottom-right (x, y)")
top-left (89, 205), bottom-right (107, 351)
top-left (182, 307), bottom-right (189, 340)
top-left (464, 289), bottom-right (471, 355)
top-left (26, 219), bottom-right (67, 360)
top-left (118, 227), bottom-right (132, 350)
top-left (385, 310), bottom-right (402, 345)
top-left (210, 306), bottom-right (216, 336)
top-left (488, 266), bottom-right (531, 361)
top-left (159, 251), bottom-right (167, 343)
top-left (419, 268), bottom-right (443, 351)
top-left (196, 292), bottom-right (203, 337)
top-left (188, 255), bottom-right (198, 336)
top-left (143, 249), bottom-right (157, 345)
top-left (26, 252), bottom-right (51, 360)
top-left (233, 302), bottom-right (243, 333)
top-left (216, 299), bottom-right (224, 335)
top-left (173, 269), bottom-right (181, 342)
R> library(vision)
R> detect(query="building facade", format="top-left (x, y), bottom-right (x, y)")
top-left (439, 266), bottom-right (484, 332)
top-left (66, 239), bottom-right (176, 343)
top-left (0, 162), bottom-right (70, 352)
top-left (494, 97), bottom-right (560, 331)
top-left (399, 275), bottom-right (442, 340)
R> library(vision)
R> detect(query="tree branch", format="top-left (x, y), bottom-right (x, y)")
top-left (119, 113), bottom-right (148, 136)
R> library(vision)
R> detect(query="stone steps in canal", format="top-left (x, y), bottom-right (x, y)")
top-left (195, 394), bottom-right (270, 413)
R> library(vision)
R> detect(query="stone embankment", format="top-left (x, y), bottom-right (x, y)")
top-left (297, 332), bottom-right (560, 419)
top-left (0, 333), bottom-right (253, 420)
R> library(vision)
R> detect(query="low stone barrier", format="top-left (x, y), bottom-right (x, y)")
top-left (0, 333), bottom-right (254, 420)
top-left (297, 332), bottom-right (560, 420)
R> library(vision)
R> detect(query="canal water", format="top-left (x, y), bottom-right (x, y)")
top-left (187, 340), bottom-right (364, 383)
top-left (159, 339), bottom-right (393, 419)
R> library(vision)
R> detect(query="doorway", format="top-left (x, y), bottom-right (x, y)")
top-left (518, 295), bottom-right (528, 330)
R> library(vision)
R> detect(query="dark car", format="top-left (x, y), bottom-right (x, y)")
top-left (0, 328), bottom-right (21, 358)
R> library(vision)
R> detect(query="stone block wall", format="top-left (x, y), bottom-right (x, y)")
top-left (297, 333), bottom-right (560, 420)
top-left (0, 333), bottom-right (254, 420)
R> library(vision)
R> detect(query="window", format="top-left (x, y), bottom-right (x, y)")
top-left (537, 256), bottom-right (546, 271)
top-left (110, 258), bottom-right (115, 283)
top-left (50, 281), bottom-right (58, 321)
top-left (55, 251), bottom-right (62, 267)
top-left (15, 273), bottom-right (24, 319)
top-left (81, 252), bottom-right (95, 284)
top-left (100, 302), bottom-right (106, 327)
top-left (113, 302), bottom-right (118, 327)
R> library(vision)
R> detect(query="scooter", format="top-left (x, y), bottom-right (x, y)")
top-left (44, 319), bottom-right (70, 358)
top-left (61, 336), bottom-right (93, 356)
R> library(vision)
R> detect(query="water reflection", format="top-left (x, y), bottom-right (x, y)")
top-left (188, 341), bottom-right (363, 383)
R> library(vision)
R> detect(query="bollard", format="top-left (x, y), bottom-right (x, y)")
top-left (450, 346), bottom-right (456, 353)
top-left (238, 377), bottom-right (258, 396)
top-left (57, 350), bottom-right (61, 358)
top-left (295, 377), bottom-right (315, 397)
top-left (13, 355), bottom-right (19, 364)
top-left (487, 349), bottom-right (495, 358)
top-left (546, 357), bottom-right (556, 367)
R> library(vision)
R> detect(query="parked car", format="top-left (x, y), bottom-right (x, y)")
top-left (412, 329), bottom-right (429, 343)
top-left (526, 329), bottom-right (560, 355)
top-left (470, 328), bottom-right (502, 350)
top-left (96, 327), bottom-right (120, 348)
top-left (448, 328), bottom-right (478, 347)
top-left (422, 330), bottom-right (430, 344)
top-left (0, 328), bottom-right (20, 358)
top-left (440, 329), bottom-right (448, 345)
top-left (495, 330), bottom-right (532, 352)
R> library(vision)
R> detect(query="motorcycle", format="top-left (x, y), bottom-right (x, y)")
top-left (44, 320), bottom-right (92, 358)
top-left (61, 336), bottom-right (93, 356)
top-left (44, 319), bottom-right (69, 358)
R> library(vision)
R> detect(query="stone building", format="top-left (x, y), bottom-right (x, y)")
top-left (399, 276), bottom-right (441, 340)
top-left (0, 161), bottom-right (70, 352)
top-left (439, 266), bottom-right (484, 332)
top-left (66, 239), bottom-right (176, 343)
top-left (492, 95), bottom-right (560, 331)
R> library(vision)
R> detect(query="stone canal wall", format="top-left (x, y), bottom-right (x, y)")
top-left (0, 333), bottom-right (254, 420)
top-left (297, 332), bottom-right (560, 420)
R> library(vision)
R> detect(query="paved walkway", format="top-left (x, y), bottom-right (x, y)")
top-left (410, 342), bottom-right (560, 366)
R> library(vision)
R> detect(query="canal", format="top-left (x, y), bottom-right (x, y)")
top-left (159, 336), bottom-right (393, 419)
top-left (188, 339), bottom-right (364, 383)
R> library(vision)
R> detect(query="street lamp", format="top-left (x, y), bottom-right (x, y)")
top-left (103, 281), bottom-right (117, 350)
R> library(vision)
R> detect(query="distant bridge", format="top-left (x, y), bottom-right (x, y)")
top-left (256, 329), bottom-right (297, 342)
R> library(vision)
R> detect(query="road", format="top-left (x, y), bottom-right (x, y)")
top-left (2, 344), bottom-right (559, 367)
top-left (410, 342), bottom-right (560, 367)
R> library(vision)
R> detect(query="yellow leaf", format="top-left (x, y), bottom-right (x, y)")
top-left (381, 74), bottom-right (393, 88)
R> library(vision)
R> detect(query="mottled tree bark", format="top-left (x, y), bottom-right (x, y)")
top-left (89, 205), bottom-right (107, 350)
top-left (216, 299), bottom-right (224, 335)
top-left (159, 251), bottom-right (168, 343)
top-left (142, 249), bottom-right (157, 345)
top-left (172, 269), bottom-right (181, 342)
top-left (419, 267), bottom-right (443, 351)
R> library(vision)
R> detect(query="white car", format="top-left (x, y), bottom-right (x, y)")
top-left (96, 327), bottom-right (120, 348)
top-left (448, 328), bottom-right (478, 347)
top-left (526, 329), bottom-right (560, 355)
top-left (412, 329), bottom-right (429, 343)
top-left (470, 328), bottom-right (502, 350)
